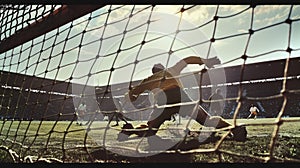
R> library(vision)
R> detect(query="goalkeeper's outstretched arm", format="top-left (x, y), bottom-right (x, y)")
top-left (125, 56), bottom-right (221, 102)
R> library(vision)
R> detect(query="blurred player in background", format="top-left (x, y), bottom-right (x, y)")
top-left (76, 101), bottom-right (87, 125)
top-left (247, 104), bottom-right (259, 119)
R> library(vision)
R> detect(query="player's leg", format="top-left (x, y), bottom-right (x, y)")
top-left (172, 114), bottom-right (176, 122)
top-left (113, 113), bottom-right (119, 126)
top-left (247, 113), bottom-right (252, 119)
top-left (118, 87), bottom-right (184, 139)
top-left (150, 87), bottom-right (246, 141)
top-left (166, 87), bottom-right (231, 129)
top-left (77, 111), bottom-right (82, 125)
top-left (146, 107), bottom-right (179, 131)
top-left (194, 106), bottom-right (247, 141)
top-left (178, 88), bottom-right (247, 141)
top-left (195, 105), bottom-right (231, 128)
top-left (117, 106), bottom-right (169, 140)
top-left (76, 111), bottom-right (80, 124)
top-left (145, 87), bottom-right (183, 130)
top-left (79, 111), bottom-right (83, 125)
top-left (120, 116), bottom-right (128, 124)
top-left (177, 90), bottom-right (247, 141)
top-left (80, 113), bottom-right (84, 125)
top-left (119, 113), bottom-right (128, 124)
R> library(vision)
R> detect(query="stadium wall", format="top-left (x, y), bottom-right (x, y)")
top-left (0, 57), bottom-right (299, 120)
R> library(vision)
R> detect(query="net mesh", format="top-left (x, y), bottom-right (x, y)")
top-left (0, 5), bottom-right (62, 41)
top-left (0, 4), bottom-right (300, 163)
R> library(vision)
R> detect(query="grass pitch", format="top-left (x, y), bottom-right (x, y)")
top-left (0, 117), bottom-right (299, 163)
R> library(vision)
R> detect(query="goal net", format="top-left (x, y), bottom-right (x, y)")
top-left (0, 4), bottom-right (299, 163)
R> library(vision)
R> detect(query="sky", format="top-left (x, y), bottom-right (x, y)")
top-left (0, 5), bottom-right (300, 87)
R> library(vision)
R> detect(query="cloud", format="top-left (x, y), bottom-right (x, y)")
top-left (253, 5), bottom-right (291, 27)
top-left (181, 5), bottom-right (216, 25)
top-left (254, 5), bottom-right (290, 15)
top-left (108, 5), bottom-right (133, 21)
top-left (291, 5), bottom-right (300, 19)
top-left (254, 13), bottom-right (285, 26)
top-left (155, 5), bottom-right (182, 13)
top-left (238, 28), bottom-right (248, 33)
top-left (218, 5), bottom-right (249, 16)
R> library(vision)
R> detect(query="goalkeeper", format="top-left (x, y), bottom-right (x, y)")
top-left (122, 56), bottom-right (247, 141)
